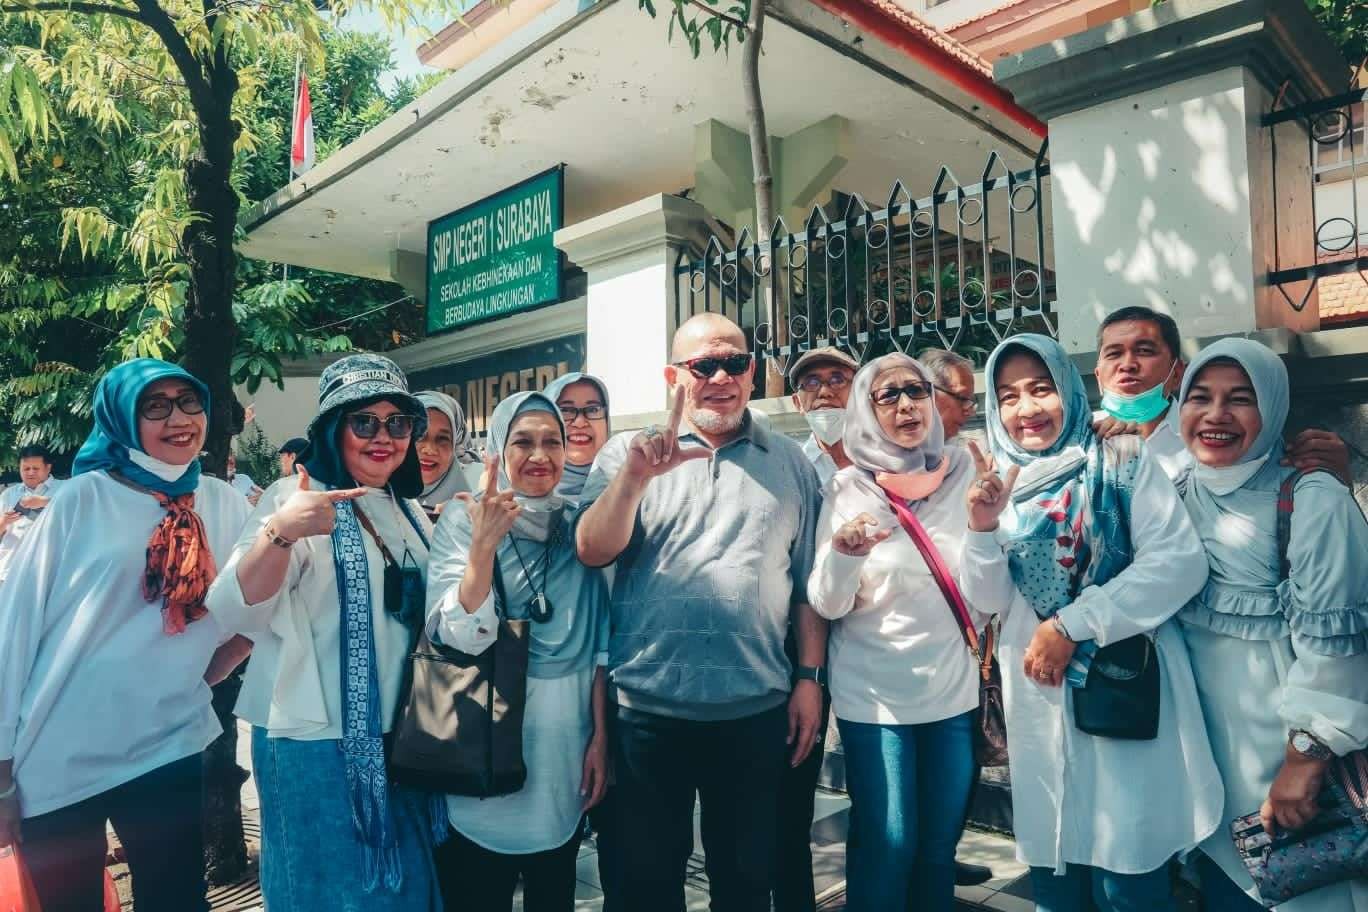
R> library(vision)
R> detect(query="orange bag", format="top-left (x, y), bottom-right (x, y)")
top-left (0, 845), bottom-right (41, 912)
top-left (102, 868), bottom-right (119, 912)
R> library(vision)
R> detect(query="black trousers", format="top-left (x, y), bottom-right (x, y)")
top-left (773, 696), bottom-right (832, 912)
top-left (22, 752), bottom-right (208, 912)
top-left (612, 704), bottom-right (789, 912)
top-left (435, 826), bottom-right (582, 912)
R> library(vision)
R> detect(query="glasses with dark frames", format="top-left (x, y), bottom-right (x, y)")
top-left (138, 392), bottom-right (206, 421)
top-left (934, 384), bottom-right (978, 412)
top-left (797, 373), bottom-right (851, 393)
top-left (673, 353), bottom-right (753, 379)
top-left (871, 382), bottom-right (934, 407)
top-left (559, 404), bottom-right (607, 423)
top-left (346, 412), bottom-right (418, 439)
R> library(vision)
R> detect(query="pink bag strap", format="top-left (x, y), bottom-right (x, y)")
top-left (883, 491), bottom-right (981, 656)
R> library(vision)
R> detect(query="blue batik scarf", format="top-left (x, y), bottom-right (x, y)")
top-left (983, 334), bottom-right (1140, 687)
top-left (331, 493), bottom-right (446, 892)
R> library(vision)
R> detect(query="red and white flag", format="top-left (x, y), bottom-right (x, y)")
top-left (290, 73), bottom-right (315, 176)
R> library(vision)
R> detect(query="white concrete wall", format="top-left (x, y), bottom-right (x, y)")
top-left (1314, 173), bottom-right (1368, 251)
top-left (235, 376), bottom-right (319, 451)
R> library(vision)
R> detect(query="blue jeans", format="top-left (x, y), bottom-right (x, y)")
top-left (1029, 862), bottom-right (1176, 912)
top-left (837, 711), bottom-right (975, 912)
top-left (1197, 853), bottom-right (1263, 911)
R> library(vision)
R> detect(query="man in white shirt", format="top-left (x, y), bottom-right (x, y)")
top-left (1093, 306), bottom-right (1350, 482)
top-left (0, 445), bottom-right (62, 583)
top-left (225, 452), bottom-right (263, 506)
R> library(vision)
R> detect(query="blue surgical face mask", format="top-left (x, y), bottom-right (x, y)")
top-left (1100, 360), bottom-right (1178, 423)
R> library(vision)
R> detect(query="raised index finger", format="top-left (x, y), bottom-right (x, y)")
top-left (966, 439), bottom-right (989, 475)
top-left (483, 454), bottom-right (502, 498)
top-left (667, 384), bottom-right (686, 433)
top-left (327, 487), bottom-right (369, 501)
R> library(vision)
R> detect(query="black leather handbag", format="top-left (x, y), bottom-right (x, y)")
top-left (1071, 633), bottom-right (1159, 740)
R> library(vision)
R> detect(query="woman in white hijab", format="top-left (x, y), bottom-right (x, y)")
top-left (416, 391), bottom-right (474, 520)
top-left (1175, 338), bottom-right (1368, 911)
top-left (807, 353), bottom-right (979, 912)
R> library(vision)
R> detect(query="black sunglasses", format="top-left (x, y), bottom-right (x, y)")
top-left (674, 353), bottom-right (753, 379)
top-left (934, 384), bottom-right (978, 411)
top-left (346, 412), bottom-right (418, 439)
top-left (871, 382), bottom-right (934, 406)
top-left (138, 392), bottom-right (205, 421)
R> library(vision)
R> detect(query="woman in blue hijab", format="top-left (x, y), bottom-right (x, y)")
top-left (0, 359), bottom-right (251, 912)
top-left (427, 391), bottom-right (610, 912)
top-left (1174, 339), bottom-right (1368, 911)
top-left (959, 334), bottom-right (1221, 911)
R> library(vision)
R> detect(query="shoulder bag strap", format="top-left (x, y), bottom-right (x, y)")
top-left (882, 492), bottom-right (982, 657)
top-left (352, 502), bottom-right (397, 567)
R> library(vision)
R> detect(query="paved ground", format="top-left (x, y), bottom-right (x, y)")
top-left (108, 722), bottom-right (1041, 911)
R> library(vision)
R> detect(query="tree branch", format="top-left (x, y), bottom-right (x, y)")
top-left (129, 0), bottom-right (216, 126)
top-left (687, 0), bottom-right (745, 29)
top-left (0, 1), bottom-right (145, 21)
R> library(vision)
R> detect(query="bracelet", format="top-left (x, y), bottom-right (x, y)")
top-left (263, 524), bottom-right (296, 549)
top-left (0, 780), bottom-right (16, 800)
top-left (1050, 615), bottom-right (1075, 642)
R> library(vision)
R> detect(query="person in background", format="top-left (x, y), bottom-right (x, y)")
top-left (921, 349), bottom-right (979, 443)
top-left (428, 391), bottom-right (609, 912)
top-left (0, 359), bottom-right (251, 912)
top-left (416, 391), bottom-right (474, 521)
top-left (1173, 339), bottom-right (1368, 911)
top-left (1093, 306), bottom-right (1350, 483)
top-left (959, 334), bottom-right (1221, 912)
top-left (575, 313), bottom-right (825, 912)
top-left (541, 370), bottom-right (621, 908)
top-left (789, 347), bottom-right (859, 485)
top-left (0, 444), bottom-right (62, 584)
top-left (205, 354), bottom-right (444, 911)
top-left (226, 451), bottom-right (263, 506)
top-left (808, 353), bottom-right (980, 912)
top-left (277, 437), bottom-right (309, 479)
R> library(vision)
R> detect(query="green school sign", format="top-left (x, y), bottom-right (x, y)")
top-left (426, 166), bottom-right (564, 335)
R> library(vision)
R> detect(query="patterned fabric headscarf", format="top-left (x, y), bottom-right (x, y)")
top-left (983, 334), bottom-right (1140, 687)
top-left (73, 359), bottom-right (216, 635)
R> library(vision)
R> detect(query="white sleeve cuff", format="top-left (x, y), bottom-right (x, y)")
top-left (434, 585), bottom-right (498, 656)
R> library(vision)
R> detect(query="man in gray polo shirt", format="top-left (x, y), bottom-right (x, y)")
top-left (576, 313), bottom-right (826, 912)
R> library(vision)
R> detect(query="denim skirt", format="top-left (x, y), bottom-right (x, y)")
top-left (252, 726), bottom-right (443, 912)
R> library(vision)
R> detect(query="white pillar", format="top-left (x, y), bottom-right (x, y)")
top-left (555, 194), bottom-right (712, 416)
top-left (996, 0), bottom-right (1346, 353)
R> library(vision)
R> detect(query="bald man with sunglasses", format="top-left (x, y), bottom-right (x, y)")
top-left (575, 313), bottom-right (826, 912)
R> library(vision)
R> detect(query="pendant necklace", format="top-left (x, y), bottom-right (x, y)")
top-left (509, 525), bottom-right (559, 622)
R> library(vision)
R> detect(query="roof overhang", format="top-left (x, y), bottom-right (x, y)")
top-left (238, 0), bottom-right (1045, 280)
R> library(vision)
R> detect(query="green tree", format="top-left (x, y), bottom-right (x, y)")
top-left (1305, 0), bottom-right (1368, 66)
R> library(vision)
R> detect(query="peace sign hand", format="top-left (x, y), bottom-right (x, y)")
top-left (455, 455), bottom-right (521, 552)
top-left (966, 440), bottom-right (1020, 533)
top-left (272, 465), bottom-right (369, 541)
top-left (623, 386), bottom-right (713, 483)
top-left (832, 513), bottom-right (893, 557)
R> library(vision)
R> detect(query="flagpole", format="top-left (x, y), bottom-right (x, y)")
top-left (285, 52), bottom-right (301, 285)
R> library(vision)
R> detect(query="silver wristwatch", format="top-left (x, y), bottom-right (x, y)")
top-left (1289, 729), bottom-right (1333, 761)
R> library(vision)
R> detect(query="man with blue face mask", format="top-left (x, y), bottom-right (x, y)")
top-left (1095, 306), bottom-right (1351, 482)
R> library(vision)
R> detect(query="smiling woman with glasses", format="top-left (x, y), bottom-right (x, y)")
top-left (206, 353), bottom-right (446, 912)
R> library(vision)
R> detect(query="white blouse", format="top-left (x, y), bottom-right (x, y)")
top-left (958, 447), bottom-right (1223, 875)
top-left (0, 472), bottom-right (249, 818)
top-left (808, 465), bottom-right (980, 725)
top-left (206, 476), bottom-right (431, 740)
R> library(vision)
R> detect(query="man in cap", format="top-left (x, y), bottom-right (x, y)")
top-left (276, 437), bottom-right (309, 480)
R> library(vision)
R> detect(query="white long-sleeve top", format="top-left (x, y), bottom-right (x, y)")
top-left (958, 447), bottom-right (1223, 875)
top-left (205, 475), bottom-right (431, 739)
top-left (807, 465), bottom-right (979, 725)
top-left (0, 471), bottom-right (248, 818)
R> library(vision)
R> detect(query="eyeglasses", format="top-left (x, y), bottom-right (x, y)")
top-left (560, 404), bottom-right (607, 423)
top-left (934, 384), bottom-right (978, 412)
top-left (674, 353), bottom-right (753, 379)
top-left (797, 372), bottom-right (851, 393)
top-left (346, 412), bottom-right (418, 439)
top-left (871, 382), bottom-right (934, 407)
top-left (138, 392), bottom-right (205, 421)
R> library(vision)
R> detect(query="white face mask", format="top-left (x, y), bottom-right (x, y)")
top-left (804, 407), bottom-right (847, 446)
top-left (128, 447), bottom-right (193, 483)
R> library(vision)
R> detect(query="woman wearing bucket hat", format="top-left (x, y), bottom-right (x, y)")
top-left (206, 354), bottom-right (446, 910)
top-left (0, 358), bottom-right (251, 912)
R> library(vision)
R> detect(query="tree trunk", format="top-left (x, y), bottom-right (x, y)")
top-left (180, 54), bottom-right (248, 886)
top-left (741, 0), bottom-right (785, 397)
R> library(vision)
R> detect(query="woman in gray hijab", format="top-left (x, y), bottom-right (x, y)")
top-left (415, 391), bottom-right (474, 520)
top-left (1174, 339), bottom-right (1368, 911)
top-left (426, 391), bottom-right (610, 912)
top-left (806, 353), bottom-right (979, 912)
